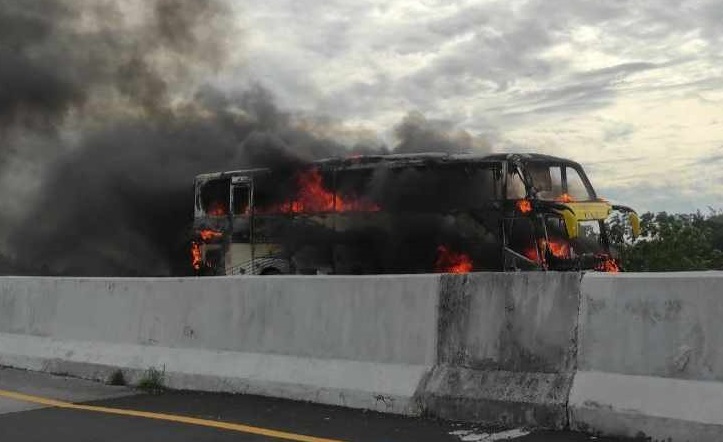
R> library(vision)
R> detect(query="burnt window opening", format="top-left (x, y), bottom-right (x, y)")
top-left (253, 170), bottom-right (329, 214)
top-left (232, 186), bottom-right (251, 216)
top-left (254, 172), bottom-right (290, 214)
top-left (219, 163), bottom-right (505, 216)
top-left (544, 215), bottom-right (572, 260)
top-left (545, 216), bottom-right (568, 239)
top-left (506, 168), bottom-right (526, 199)
top-left (293, 168), bottom-right (345, 214)
top-left (200, 178), bottom-right (230, 217)
top-left (373, 164), bottom-right (503, 212)
top-left (506, 217), bottom-right (539, 262)
top-left (335, 168), bottom-right (372, 200)
top-left (334, 168), bottom-right (380, 212)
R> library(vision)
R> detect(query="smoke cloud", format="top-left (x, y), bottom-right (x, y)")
top-left (0, 0), bottom-right (490, 276)
top-left (394, 111), bottom-right (488, 154)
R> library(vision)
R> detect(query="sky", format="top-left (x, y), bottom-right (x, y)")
top-left (227, 0), bottom-right (722, 214)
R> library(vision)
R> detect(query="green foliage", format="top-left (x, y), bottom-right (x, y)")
top-left (137, 366), bottom-right (166, 394)
top-left (607, 211), bottom-right (723, 271)
top-left (709, 214), bottom-right (723, 252)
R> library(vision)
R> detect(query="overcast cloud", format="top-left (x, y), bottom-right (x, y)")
top-left (231, 0), bottom-right (722, 213)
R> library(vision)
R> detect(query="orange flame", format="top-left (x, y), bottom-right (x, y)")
top-left (199, 229), bottom-right (223, 241)
top-left (546, 238), bottom-right (571, 259)
top-left (523, 246), bottom-right (540, 262)
top-left (271, 169), bottom-right (380, 214)
top-left (207, 201), bottom-right (227, 217)
top-left (435, 245), bottom-right (473, 273)
top-left (516, 199), bottom-right (532, 214)
top-left (595, 254), bottom-right (620, 273)
top-left (556, 193), bottom-right (574, 203)
top-left (524, 238), bottom-right (571, 262)
top-left (191, 241), bottom-right (202, 271)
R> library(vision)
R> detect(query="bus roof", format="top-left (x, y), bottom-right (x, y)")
top-left (194, 152), bottom-right (582, 180)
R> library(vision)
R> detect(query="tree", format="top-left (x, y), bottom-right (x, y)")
top-left (607, 211), bottom-right (723, 271)
top-left (709, 214), bottom-right (723, 252)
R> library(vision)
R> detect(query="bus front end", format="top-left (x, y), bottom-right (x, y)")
top-left (548, 200), bottom-right (639, 272)
top-left (504, 154), bottom-right (640, 272)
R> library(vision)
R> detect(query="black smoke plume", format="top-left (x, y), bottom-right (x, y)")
top-left (0, 1), bottom-right (489, 276)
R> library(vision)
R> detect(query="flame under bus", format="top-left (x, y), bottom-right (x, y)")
top-left (192, 153), bottom-right (639, 275)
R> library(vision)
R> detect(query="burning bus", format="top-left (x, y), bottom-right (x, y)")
top-left (191, 153), bottom-right (640, 275)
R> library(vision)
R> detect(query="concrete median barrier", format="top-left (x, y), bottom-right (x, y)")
top-left (0, 275), bottom-right (440, 414)
top-left (570, 272), bottom-right (723, 441)
top-left (416, 272), bottom-right (580, 429)
top-left (4, 271), bottom-right (723, 439)
top-left (0, 273), bottom-right (581, 428)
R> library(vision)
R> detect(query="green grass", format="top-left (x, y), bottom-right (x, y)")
top-left (136, 366), bottom-right (166, 394)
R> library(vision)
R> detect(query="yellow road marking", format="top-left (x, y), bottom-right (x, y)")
top-left (0, 388), bottom-right (344, 442)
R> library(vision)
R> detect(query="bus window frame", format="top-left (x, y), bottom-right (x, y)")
top-left (198, 176), bottom-right (232, 218)
top-left (513, 160), bottom-right (598, 202)
top-left (562, 165), bottom-right (596, 201)
top-left (556, 163), bottom-right (597, 201)
top-left (231, 175), bottom-right (253, 216)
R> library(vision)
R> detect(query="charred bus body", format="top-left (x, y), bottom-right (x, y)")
top-left (191, 153), bottom-right (640, 275)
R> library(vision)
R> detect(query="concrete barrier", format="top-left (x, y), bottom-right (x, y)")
top-left (4, 271), bottom-right (723, 439)
top-left (0, 273), bottom-right (581, 428)
top-left (0, 275), bottom-right (440, 414)
top-left (570, 272), bottom-right (723, 441)
top-left (417, 272), bottom-right (580, 428)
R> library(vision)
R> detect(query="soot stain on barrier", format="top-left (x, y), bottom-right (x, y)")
top-left (587, 296), bottom-right (606, 315)
top-left (625, 299), bottom-right (663, 323)
top-left (439, 273), bottom-right (579, 373)
top-left (501, 341), bottom-right (554, 373)
top-left (437, 273), bottom-right (472, 366)
top-left (497, 277), bottom-right (546, 372)
top-left (626, 298), bottom-right (684, 324)
top-left (664, 299), bottom-right (683, 319)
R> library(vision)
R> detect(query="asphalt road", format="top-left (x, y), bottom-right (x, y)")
top-left (0, 368), bottom-right (632, 442)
